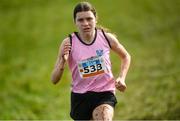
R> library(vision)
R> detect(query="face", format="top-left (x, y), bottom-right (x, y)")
top-left (75, 11), bottom-right (96, 35)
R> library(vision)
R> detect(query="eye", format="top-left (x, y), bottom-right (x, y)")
top-left (86, 17), bottom-right (93, 21)
top-left (77, 18), bottom-right (83, 22)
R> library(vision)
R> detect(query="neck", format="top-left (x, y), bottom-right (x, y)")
top-left (79, 29), bottom-right (96, 43)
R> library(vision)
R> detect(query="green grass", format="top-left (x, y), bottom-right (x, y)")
top-left (0, 0), bottom-right (179, 120)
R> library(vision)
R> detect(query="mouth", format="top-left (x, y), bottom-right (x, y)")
top-left (83, 27), bottom-right (91, 32)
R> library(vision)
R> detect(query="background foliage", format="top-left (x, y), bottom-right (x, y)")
top-left (0, 0), bottom-right (179, 120)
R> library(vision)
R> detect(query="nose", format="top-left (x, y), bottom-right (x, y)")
top-left (82, 20), bottom-right (88, 26)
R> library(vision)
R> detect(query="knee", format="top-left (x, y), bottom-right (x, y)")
top-left (92, 104), bottom-right (114, 121)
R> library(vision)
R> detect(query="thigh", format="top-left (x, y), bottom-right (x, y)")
top-left (92, 104), bottom-right (114, 121)
top-left (70, 92), bottom-right (92, 120)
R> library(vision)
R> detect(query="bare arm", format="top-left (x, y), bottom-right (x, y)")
top-left (51, 38), bottom-right (71, 84)
top-left (106, 33), bottom-right (131, 92)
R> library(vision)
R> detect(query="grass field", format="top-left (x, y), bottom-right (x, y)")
top-left (0, 0), bottom-right (180, 120)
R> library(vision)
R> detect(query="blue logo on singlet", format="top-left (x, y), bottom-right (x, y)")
top-left (96, 49), bottom-right (103, 56)
top-left (82, 59), bottom-right (100, 67)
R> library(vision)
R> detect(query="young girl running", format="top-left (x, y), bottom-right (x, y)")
top-left (51, 2), bottom-right (131, 120)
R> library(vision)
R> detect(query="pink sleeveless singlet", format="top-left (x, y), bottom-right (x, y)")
top-left (68, 29), bottom-right (115, 94)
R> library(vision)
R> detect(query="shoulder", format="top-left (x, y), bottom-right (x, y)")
top-left (98, 27), bottom-right (117, 41)
top-left (102, 31), bottom-right (120, 48)
top-left (104, 32), bottom-right (117, 41)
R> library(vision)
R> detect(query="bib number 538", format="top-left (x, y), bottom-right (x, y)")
top-left (84, 63), bottom-right (102, 73)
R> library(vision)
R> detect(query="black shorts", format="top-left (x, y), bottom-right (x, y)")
top-left (70, 91), bottom-right (117, 120)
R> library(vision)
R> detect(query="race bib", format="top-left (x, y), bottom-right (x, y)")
top-left (78, 56), bottom-right (106, 78)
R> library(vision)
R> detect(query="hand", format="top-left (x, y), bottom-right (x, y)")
top-left (115, 77), bottom-right (127, 92)
top-left (63, 41), bottom-right (71, 61)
